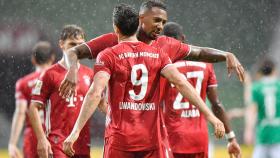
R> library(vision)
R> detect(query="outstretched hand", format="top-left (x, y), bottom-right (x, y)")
top-left (226, 53), bottom-right (245, 82)
top-left (59, 68), bottom-right (78, 98)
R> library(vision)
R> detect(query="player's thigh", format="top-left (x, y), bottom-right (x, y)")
top-left (269, 144), bottom-right (280, 158)
top-left (252, 145), bottom-right (268, 158)
top-left (173, 152), bottom-right (207, 158)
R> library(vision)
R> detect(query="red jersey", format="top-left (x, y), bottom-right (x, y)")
top-left (86, 33), bottom-right (190, 62)
top-left (15, 71), bottom-right (43, 157)
top-left (163, 61), bottom-right (217, 153)
top-left (94, 41), bottom-right (172, 151)
top-left (31, 63), bottom-right (93, 155)
top-left (15, 71), bottom-right (42, 129)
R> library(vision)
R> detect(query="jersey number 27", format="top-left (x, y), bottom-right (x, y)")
top-left (173, 71), bottom-right (204, 110)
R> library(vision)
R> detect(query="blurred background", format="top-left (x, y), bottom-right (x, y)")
top-left (0, 0), bottom-right (280, 157)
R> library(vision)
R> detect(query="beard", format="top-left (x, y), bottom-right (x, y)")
top-left (138, 27), bottom-right (157, 40)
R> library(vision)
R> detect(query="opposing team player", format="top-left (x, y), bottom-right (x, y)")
top-left (9, 41), bottom-right (55, 158)
top-left (28, 25), bottom-right (94, 158)
top-left (58, 0), bottom-right (244, 99)
top-left (162, 22), bottom-right (241, 158)
top-left (63, 4), bottom-right (225, 158)
top-left (244, 58), bottom-right (280, 158)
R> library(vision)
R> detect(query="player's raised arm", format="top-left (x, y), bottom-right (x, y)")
top-left (63, 71), bottom-right (110, 157)
top-left (186, 45), bottom-right (245, 82)
top-left (59, 44), bottom-right (90, 98)
top-left (59, 33), bottom-right (118, 98)
top-left (161, 65), bottom-right (225, 139)
top-left (28, 102), bottom-right (53, 158)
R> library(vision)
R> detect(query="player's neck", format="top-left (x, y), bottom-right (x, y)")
top-left (137, 29), bottom-right (152, 45)
top-left (118, 34), bottom-right (138, 43)
top-left (35, 64), bottom-right (50, 72)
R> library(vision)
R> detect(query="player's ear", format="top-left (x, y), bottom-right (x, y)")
top-left (181, 34), bottom-right (186, 43)
top-left (50, 54), bottom-right (56, 64)
top-left (59, 40), bottom-right (64, 50)
top-left (113, 24), bottom-right (120, 35)
top-left (31, 56), bottom-right (37, 66)
top-left (139, 14), bottom-right (144, 24)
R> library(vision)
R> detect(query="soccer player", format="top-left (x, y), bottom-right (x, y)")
top-left (58, 0), bottom-right (244, 99)
top-left (63, 4), bottom-right (225, 158)
top-left (8, 41), bottom-right (55, 158)
top-left (162, 22), bottom-right (241, 158)
top-left (28, 25), bottom-right (94, 158)
top-left (244, 58), bottom-right (280, 158)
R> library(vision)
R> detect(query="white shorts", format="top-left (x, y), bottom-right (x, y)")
top-left (253, 144), bottom-right (280, 158)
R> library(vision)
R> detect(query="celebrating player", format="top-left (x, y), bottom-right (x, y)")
top-left (162, 22), bottom-right (241, 158)
top-left (63, 4), bottom-right (224, 158)
top-left (9, 41), bottom-right (55, 158)
top-left (58, 0), bottom-right (244, 98)
top-left (28, 25), bottom-right (94, 158)
top-left (244, 58), bottom-right (280, 158)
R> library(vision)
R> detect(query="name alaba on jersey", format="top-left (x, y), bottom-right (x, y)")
top-left (163, 61), bottom-right (218, 154)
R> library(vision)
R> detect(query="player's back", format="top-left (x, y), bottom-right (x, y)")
top-left (163, 61), bottom-right (217, 153)
top-left (252, 78), bottom-right (280, 144)
top-left (87, 33), bottom-right (190, 62)
top-left (98, 41), bottom-right (171, 151)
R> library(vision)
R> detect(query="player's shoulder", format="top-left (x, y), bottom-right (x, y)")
top-left (157, 35), bottom-right (171, 41)
top-left (45, 63), bottom-right (58, 73)
top-left (16, 71), bottom-right (38, 85)
top-left (88, 32), bottom-right (117, 42)
top-left (156, 35), bottom-right (179, 44)
top-left (39, 63), bottom-right (62, 78)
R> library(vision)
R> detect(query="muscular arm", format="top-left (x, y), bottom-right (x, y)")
top-left (71, 72), bottom-right (109, 134)
top-left (186, 45), bottom-right (245, 82)
top-left (186, 45), bottom-right (228, 62)
top-left (60, 33), bottom-right (118, 98)
top-left (63, 72), bottom-right (110, 156)
top-left (28, 102), bottom-right (53, 157)
top-left (28, 102), bottom-right (46, 140)
top-left (208, 87), bottom-right (241, 158)
top-left (161, 65), bottom-right (225, 138)
top-left (207, 87), bottom-right (232, 133)
top-left (65, 44), bottom-right (91, 68)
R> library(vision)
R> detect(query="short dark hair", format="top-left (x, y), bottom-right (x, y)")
top-left (258, 58), bottom-right (275, 76)
top-left (32, 41), bottom-right (54, 65)
top-left (113, 3), bottom-right (139, 36)
top-left (140, 0), bottom-right (167, 13)
top-left (163, 22), bottom-right (184, 39)
top-left (60, 24), bottom-right (85, 41)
